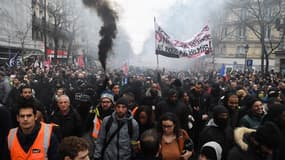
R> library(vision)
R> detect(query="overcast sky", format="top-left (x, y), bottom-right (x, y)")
top-left (80, 0), bottom-right (226, 69)
top-left (114, 0), bottom-right (226, 55)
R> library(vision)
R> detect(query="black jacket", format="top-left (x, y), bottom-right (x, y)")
top-left (199, 119), bottom-right (233, 160)
top-left (50, 107), bottom-right (83, 139)
top-left (156, 99), bottom-right (190, 130)
top-left (0, 105), bottom-right (12, 160)
top-left (227, 127), bottom-right (273, 160)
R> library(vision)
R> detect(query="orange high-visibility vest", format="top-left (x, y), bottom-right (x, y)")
top-left (92, 115), bottom-right (102, 138)
top-left (7, 122), bottom-right (53, 160)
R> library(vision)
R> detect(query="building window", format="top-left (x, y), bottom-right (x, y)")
top-left (224, 27), bottom-right (228, 36)
top-left (236, 45), bottom-right (246, 57)
top-left (240, 8), bottom-right (247, 21)
top-left (238, 25), bottom-right (246, 40)
top-left (265, 24), bottom-right (271, 40)
top-left (32, 28), bottom-right (35, 40)
top-left (39, 9), bottom-right (43, 17)
top-left (37, 31), bottom-right (41, 40)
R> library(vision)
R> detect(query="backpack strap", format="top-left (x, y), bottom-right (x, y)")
top-left (128, 119), bottom-right (133, 139)
top-left (105, 115), bottom-right (133, 139)
top-left (104, 116), bottom-right (113, 140)
top-left (102, 119), bottom-right (127, 157)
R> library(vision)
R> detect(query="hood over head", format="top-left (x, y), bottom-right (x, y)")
top-left (201, 141), bottom-right (223, 160)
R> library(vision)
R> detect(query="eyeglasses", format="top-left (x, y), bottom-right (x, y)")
top-left (162, 125), bottom-right (174, 128)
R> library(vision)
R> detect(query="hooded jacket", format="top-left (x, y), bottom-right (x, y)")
top-left (227, 127), bottom-right (271, 160)
top-left (199, 119), bottom-right (233, 160)
top-left (93, 110), bottom-right (139, 160)
top-left (201, 141), bottom-right (223, 160)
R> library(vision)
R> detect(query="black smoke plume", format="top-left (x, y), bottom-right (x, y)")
top-left (82, 0), bottom-right (118, 70)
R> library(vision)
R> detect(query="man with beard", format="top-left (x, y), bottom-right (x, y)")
top-left (156, 88), bottom-right (190, 131)
top-left (84, 92), bottom-right (115, 158)
top-left (93, 97), bottom-right (139, 160)
top-left (12, 85), bottom-right (48, 126)
top-left (199, 105), bottom-right (233, 160)
top-left (86, 92), bottom-right (114, 139)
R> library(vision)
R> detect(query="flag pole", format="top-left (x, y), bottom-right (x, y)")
top-left (156, 53), bottom-right (159, 70)
top-left (154, 17), bottom-right (159, 70)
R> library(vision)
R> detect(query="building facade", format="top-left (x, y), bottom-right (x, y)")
top-left (213, 0), bottom-right (285, 73)
top-left (0, 0), bottom-right (87, 66)
top-left (0, 0), bottom-right (44, 65)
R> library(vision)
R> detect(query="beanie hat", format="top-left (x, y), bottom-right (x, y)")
top-left (116, 97), bottom-right (129, 107)
top-left (213, 105), bottom-right (229, 118)
top-left (253, 122), bottom-right (282, 149)
top-left (100, 91), bottom-right (114, 104)
top-left (201, 141), bottom-right (222, 160)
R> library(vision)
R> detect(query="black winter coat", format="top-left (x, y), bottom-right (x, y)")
top-left (227, 127), bottom-right (273, 160)
top-left (50, 107), bottom-right (83, 139)
top-left (198, 119), bottom-right (234, 160)
top-left (156, 99), bottom-right (190, 130)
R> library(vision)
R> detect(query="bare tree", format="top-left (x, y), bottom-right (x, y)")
top-left (64, 2), bottom-right (83, 64)
top-left (226, 0), bottom-right (284, 74)
top-left (0, 2), bottom-right (32, 58)
top-left (15, 22), bottom-right (32, 56)
top-left (48, 0), bottom-right (69, 62)
top-left (47, 0), bottom-right (84, 64)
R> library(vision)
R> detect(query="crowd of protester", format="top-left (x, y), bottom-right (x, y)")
top-left (1, 63), bottom-right (285, 160)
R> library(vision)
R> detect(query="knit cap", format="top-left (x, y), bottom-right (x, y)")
top-left (116, 97), bottom-right (129, 107)
top-left (100, 91), bottom-right (114, 104)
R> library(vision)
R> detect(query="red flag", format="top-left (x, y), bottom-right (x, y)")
top-left (77, 54), bottom-right (84, 68)
top-left (43, 56), bottom-right (51, 69)
top-left (122, 62), bottom-right (128, 76)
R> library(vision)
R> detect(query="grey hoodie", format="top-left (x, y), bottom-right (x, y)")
top-left (93, 110), bottom-right (139, 160)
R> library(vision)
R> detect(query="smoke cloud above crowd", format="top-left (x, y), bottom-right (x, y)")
top-left (79, 0), bottom-right (226, 70)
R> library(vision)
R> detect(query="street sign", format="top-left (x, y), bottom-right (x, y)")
top-left (246, 59), bottom-right (253, 67)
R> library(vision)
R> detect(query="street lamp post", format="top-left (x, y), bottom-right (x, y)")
top-left (244, 44), bottom-right (249, 73)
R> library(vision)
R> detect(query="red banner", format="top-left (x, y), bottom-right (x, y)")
top-left (47, 49), bottom-right (68, 58)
